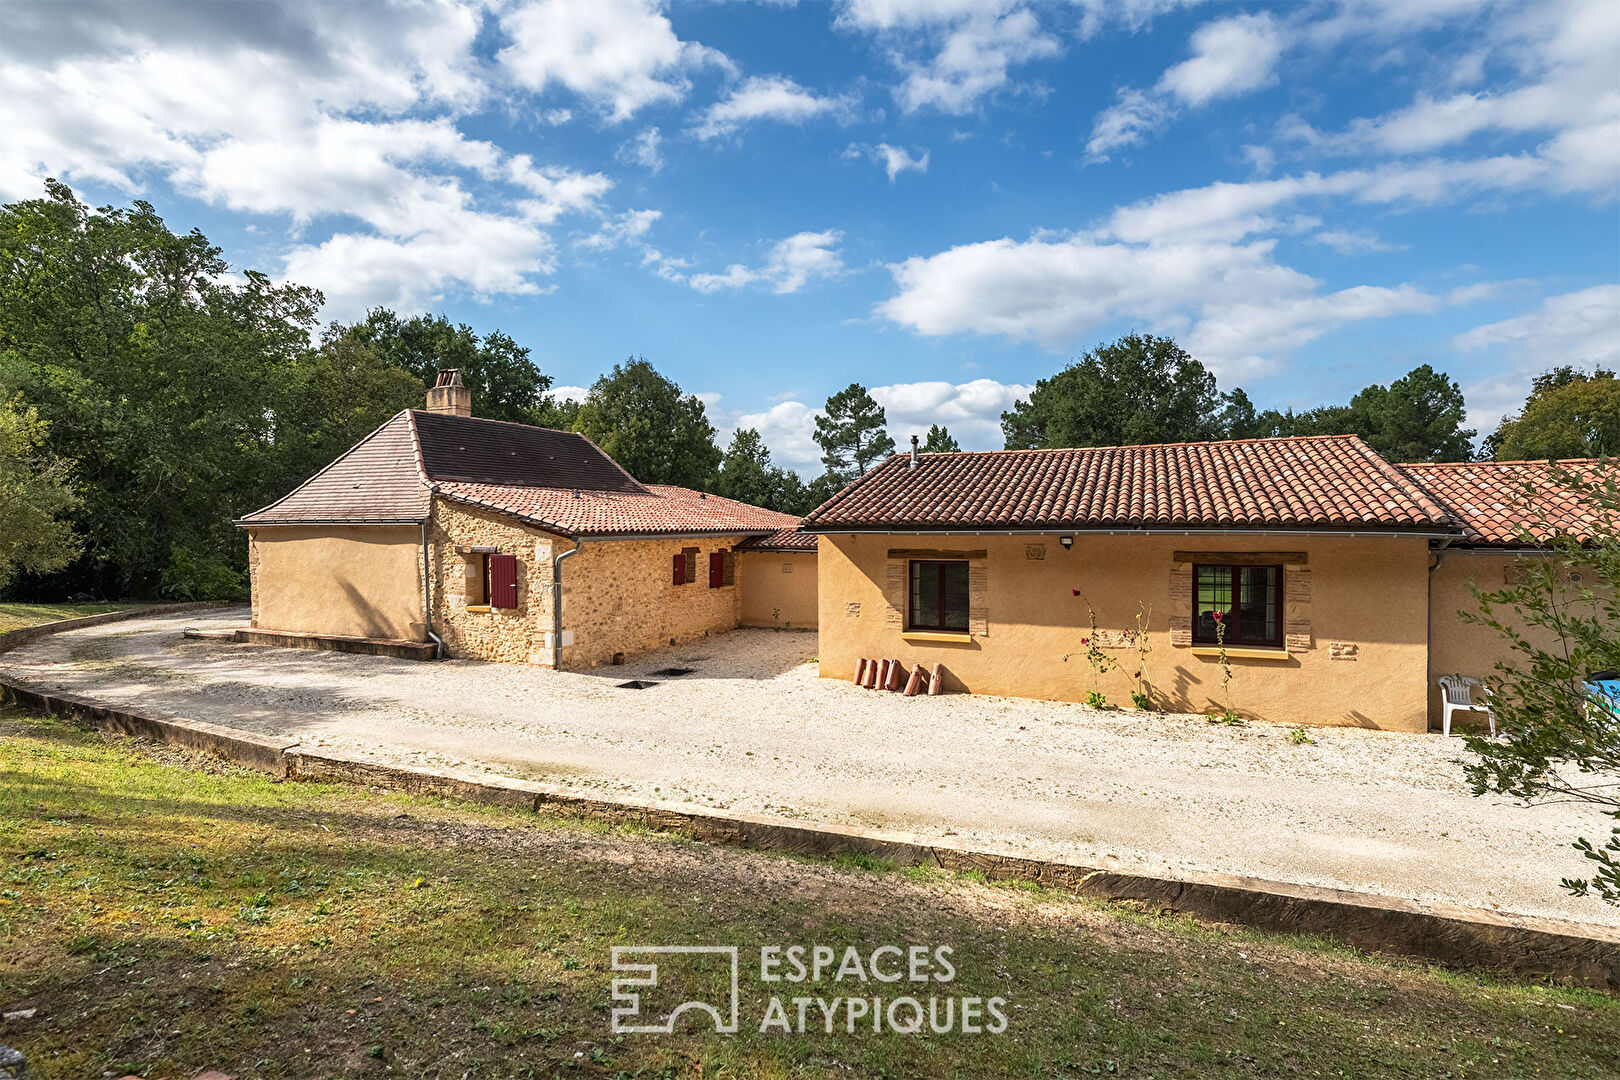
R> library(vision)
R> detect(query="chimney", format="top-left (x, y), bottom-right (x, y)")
top-left (909, 434), bottom-right (919, 470)
top-left (426, 369), bottom-right (471, 418)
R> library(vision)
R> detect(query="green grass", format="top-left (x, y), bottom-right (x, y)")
top-left (0, 602), bottom-right (131, 634)
top-left (0, 711), bottom-right (1615, 1079)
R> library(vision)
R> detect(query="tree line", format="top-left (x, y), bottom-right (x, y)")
top-left (3, 183), bottom-right (1613, 601)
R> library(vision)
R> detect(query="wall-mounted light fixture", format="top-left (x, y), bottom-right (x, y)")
top-left (1059, 535), bottom-right (1074, 550)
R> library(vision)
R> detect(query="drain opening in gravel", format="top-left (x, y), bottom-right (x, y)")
top-left (615, 680), bottom-right (661, 690)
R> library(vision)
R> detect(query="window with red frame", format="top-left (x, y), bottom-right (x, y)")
top-left (908, 560), bottom-right (969, 632)
top-left (1193, 564), bottom-right (1283, 647)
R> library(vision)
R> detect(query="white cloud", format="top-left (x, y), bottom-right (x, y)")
top-left (1311, 229), bottom-right (1403, 254)
top-left (578, 208), bottom-right (661, 251)
top-left (691, 75), bottom-right (855, 140)
top-left (616, 127), bottom-right (664, 173)
top-left (1085, 88), bottom-right (1173, 160)
top-left (893, 9), bottom-right (1060, 113)
top-left (550, 385), bottom-right (591, 403)
top-left (1158, 12), bottom-right (1285, 107)
top-left (689, 230), bottom-right (845, 295)
top-left (733, 399), bottom-right (825, 472)
top-left (871, 378), bottom-right (1032, 449)
top-left (496, 0), bottom-right (729, 123)
top-left (1455, 285), bottom-right (1620, 363)
top-left (0, 1), bottom-right (655, 320)
top-left (1085, 11), bottom-right (1285, 159)
top-left (733, 377), bottom-right (1030, 473)
top-left (845, 142), bottom-right (931, 181)
top-left (1453, 285), bottom-right (1620, 435)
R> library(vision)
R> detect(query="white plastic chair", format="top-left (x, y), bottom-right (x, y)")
top-left (1437, 675), bottom-right (1495, 737)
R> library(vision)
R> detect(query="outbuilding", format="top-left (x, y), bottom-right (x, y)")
top-left (238, 371), bottom-right (815, 667)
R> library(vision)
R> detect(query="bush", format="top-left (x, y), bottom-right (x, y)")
top-left (159, 546), bottom-right (246, 602)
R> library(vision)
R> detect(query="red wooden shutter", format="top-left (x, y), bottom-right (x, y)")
top-left (709, 551), bottom-right (724, 588)
top-left (489, 553), bottom-right (519, 609)
top-left (672, 552), bottom-right (685, 585)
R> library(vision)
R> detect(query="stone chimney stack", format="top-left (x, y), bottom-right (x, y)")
top-left (426, 369), bottom-right (471, 417)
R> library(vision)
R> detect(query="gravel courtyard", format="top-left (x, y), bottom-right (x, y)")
top-left (5, 609), bottom-right (1616, 929)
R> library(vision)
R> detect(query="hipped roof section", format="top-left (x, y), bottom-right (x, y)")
top-left (1400, 459), bottom-right (1612, 547)
top-left (802, 434), bottom-right (1462, 535)
top-left (239, 410), bottom-right (798, 539)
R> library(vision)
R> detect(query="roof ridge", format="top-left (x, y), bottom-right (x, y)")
top-left (881, 432), bottom-right (1370, 459)
top-left (1402, 458), bottom-right (1604, 469)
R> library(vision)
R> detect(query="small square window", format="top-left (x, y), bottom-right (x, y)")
top-left (1193, 564), bottom-right (1282, 647)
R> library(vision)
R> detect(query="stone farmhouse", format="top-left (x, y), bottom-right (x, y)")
top-left (242, 371), bottom-right (1603, 732)
top-left (238, 371), bottom-right (817, 670)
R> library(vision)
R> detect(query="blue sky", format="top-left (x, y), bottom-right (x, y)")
top-left (4, 0), bottom-right (1616, 471)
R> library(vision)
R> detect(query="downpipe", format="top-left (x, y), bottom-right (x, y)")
top-left (552, 539), bottom-right (584, 670)
top-left (421, 521), bottom-right (444, 659)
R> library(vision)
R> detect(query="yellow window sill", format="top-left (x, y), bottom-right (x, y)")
top-left (465, 605), bottom-right (492, 613)
top-left (1191, 646), bottom-right (1292, 661)
top-left (902, 631), bottom-right (973, 643)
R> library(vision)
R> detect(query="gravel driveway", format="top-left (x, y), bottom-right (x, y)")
top-left (5, 609), bottom-right (1616, 928)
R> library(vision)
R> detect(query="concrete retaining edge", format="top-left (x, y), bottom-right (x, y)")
top-left (2, 609), bottom-right (1616, 990)
top-left (0, 602), bottom-right (230, 656)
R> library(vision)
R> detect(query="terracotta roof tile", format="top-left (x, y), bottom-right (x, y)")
top-left (240, 410), bottom-right (796, 538)
top-left (1400, 459), bottom-right (1612, 546)
top-left (239, 411), bottom-right (430, 525)
top-left (734, 526), bottom-right (818, 551)
top-left (434, 482), bottom-right (799, 538)
top-left (804, 435), bottom-right (1459, 534)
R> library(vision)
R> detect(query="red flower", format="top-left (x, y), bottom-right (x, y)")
top-left (1071, 588), bottom-right (1081, 596)
top-left (1211, 611), bottom-right (1224, 622)
top-left (1081, 637), bottom-right (1090, 646)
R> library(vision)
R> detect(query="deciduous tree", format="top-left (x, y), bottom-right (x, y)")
top-left (1461, 463), bottom-right (1620, 902)
top-left (0, 398), bottom-right (78, 590)
top-left (1001, 334), bottom-right (1221, 449)
top-left (1487, 368), bottom-right (1620, 461)
top-left (572, 358), bottom-right (721, 489)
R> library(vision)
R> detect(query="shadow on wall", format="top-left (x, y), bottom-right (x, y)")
top-left (338, 579), bottom-right (408, 641)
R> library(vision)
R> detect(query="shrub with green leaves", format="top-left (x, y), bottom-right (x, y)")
top-left (1462, 462), bottom-right (1620, 903)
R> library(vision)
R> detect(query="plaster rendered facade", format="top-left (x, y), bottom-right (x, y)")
top-left (815, 532), bottom-right (1433, 731)
top-left (246, 525), bottom-right (426, 642)
top-left (737, 550), bottom-right (819, 629)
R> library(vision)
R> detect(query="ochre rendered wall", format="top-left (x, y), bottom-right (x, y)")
top-left (738, 551), bottom-right (819, 629)
top-left (1426, 549), bottom-right (1595, 725)
top-left (428, 498), bottom-right (750, 666)
top-left (816, 532), bottom-right (1433, 731)
top-left (247, 526), bottom-right (426, 641)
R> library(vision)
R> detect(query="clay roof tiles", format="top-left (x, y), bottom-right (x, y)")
top-left (1400, 459), bottom-right (1612, 547)
top-left (734, 526), bottom-right (819, 552)
top-left (240, 409), bottom-right (799, 539)
top-left (803, 434), bottom-right (1460, 534)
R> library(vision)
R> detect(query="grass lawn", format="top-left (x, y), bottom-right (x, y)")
top-left (0, 712), bottom-right (1615, 1080)
top-left (0, 603), bottom-right (132, 634)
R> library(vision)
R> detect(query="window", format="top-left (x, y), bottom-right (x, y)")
top-left (1193, 564), bottom-right (1282, 647)
top-left (707, 550), bottom-right (736, 589)
top-left (467, 552), bottom-right (490, 606)
top-left (909, 560), bottom-right (969, 632)
top-left (683, 547), bottom-right (699, 584)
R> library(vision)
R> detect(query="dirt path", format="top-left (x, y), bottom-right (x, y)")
top-left (5, 609), bottom-right (1616, 928)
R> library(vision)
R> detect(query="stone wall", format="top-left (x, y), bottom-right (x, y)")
top-left (429, 500), bottom-right (554, 663)
top-left (554, 534), bottom-right (748, 667)
top-left (428, 497), bottom-right (751, 667)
